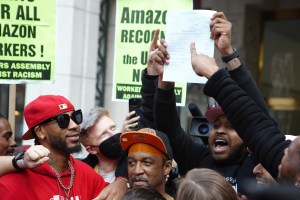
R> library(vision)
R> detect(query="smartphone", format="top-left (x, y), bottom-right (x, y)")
top-left (129, 98), bottom-right (142, 119)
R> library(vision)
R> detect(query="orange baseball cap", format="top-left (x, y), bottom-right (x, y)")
top-left (120, 128), bottom-right (173, 160)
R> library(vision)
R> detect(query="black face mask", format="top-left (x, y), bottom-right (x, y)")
top-left (99, 133), bottom-right (123, 159)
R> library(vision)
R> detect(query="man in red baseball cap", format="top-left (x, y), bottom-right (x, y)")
top-left (120, 128), bottom-right (174, 200)
top-left (0, 95), bottom-right (108, 199)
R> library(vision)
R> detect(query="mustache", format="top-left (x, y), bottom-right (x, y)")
top-left (69, 129), bottom-right (80, 133)
top-left (66, 130), bottom-right (80, 136)
top-left (6, 147), bottom-right (15, 155)
top-left (132, 177), bottom-right (148, 182)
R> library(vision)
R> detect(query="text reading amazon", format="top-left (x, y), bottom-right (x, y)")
top-left (0, 0), bottom-right (55, 82)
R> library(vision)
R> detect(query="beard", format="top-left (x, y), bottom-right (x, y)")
top-left (48, 134), bottom-right (82, 154)
top-left (212, 144), bottom-right (245, 164)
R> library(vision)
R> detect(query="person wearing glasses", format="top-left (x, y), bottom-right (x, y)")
top-left (0, 95), bottom-right (126, 200)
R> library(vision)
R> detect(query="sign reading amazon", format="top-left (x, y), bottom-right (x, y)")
top-left (113, 0), bottom-right (192, 105)
top-left (0, 0), bottom-right (56, 83)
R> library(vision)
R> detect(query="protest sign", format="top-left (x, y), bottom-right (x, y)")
top-left (0, 0), bottom-right (56, 83)
top-left (113, 0), bottom-right (192, 105)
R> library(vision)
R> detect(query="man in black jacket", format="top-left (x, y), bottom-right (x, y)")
top-left (189, 38), bottom-right (300, 191)
top-left (146, 12), bottom-right (291, 197)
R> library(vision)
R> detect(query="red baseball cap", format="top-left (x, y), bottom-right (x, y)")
top-left (120, 128), bottom-right (173, 160)
top-left (22, 95), bottom-right (75, 140)
top-left (205, 106), bottom-right (225, 123)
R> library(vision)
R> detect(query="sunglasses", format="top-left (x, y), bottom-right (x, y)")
top-left (40, 109), bottom-right (83, 129)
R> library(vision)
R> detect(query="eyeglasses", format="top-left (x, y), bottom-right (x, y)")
top-left (40, 109), bottom-right (83, 129)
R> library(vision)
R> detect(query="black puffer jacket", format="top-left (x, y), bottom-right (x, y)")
top-left (153, 64), bottom-right (289, 195)
top-left (203, 68), bottom-right (291, 178)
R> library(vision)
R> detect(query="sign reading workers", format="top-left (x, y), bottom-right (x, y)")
top-left (0, 0), bottom-right (56, 83)
top-left (113, 0), bottom-right (192, 105)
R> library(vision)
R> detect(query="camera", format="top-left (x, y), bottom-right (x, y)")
top-left (189, 116), bottom-right (212, 145)
top-left (188, 103), bottom-right (212, 145)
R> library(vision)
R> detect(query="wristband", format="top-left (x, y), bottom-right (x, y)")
top-left (17, 159), bottom-right (26, 169)
top-left (12, 152), bottom-right (25, 170)
top-left (221, 48), bottom-right (239, 63)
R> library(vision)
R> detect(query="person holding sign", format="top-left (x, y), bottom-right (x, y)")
top-left (145, 12), bottom-right (287, 198)
top-left (189, 39), bottom-right (300, 198)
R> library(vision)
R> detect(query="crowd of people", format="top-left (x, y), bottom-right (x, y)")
top-left (0, 11), bottom-right (299, 200)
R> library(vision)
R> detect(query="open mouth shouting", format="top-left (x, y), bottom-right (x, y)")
top-left (213, 137), bottom-right (229, 153)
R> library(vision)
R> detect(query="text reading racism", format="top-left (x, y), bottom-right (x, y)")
top-left (0, 60), bottom-right (51, 80)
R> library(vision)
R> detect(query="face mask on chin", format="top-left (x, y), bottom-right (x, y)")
top-left (99, 133), bottom-right (123, 159)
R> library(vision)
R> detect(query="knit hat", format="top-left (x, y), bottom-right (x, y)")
top-left (22, 95), bottom-right (75, 140)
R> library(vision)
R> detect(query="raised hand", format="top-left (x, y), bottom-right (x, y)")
top-left (147, 29), bottom-right (170, 77)
top-left (147, 29), bottom-right (160, 75)
top-left (121, 111), bottom-right (140, 132)
top-left (24, 145), bottom-right (50, 168)
top-left (190, 42), bottom-right (219, 79)
top-left (210, 12), bottom-right (233, 55)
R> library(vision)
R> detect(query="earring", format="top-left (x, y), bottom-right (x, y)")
top-left (41, 136), bottom-right (45, 139)
top-left (295, 182), bottom-right (299, 187)
top-left (166, 174), bottom-right (169, 182)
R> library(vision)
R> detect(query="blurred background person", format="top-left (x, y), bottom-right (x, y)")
top-left (253, 163), bottom-right (277, 186)
top-left (176, 168), bottom-right (239, 200)
top-left (122, 187), bottom-right (166, 200)
top-left (0, 113), bottom-right (16, 156)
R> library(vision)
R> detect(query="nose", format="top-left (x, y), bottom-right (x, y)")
top-left (253, 163), bottom-right (262, 175)
top-left (68, 118), bottom-right (79, 129)
top-left (215, 125), bottom-right (226, 134)
top-left (107, 129), bottom-right (115, 137)
top-left (9, 137), bottom-right (17, 147)
top-left (133, 162), bottom-right (144, 175)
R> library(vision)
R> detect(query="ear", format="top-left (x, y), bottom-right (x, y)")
top-left (163, 160), bottom-right (172, 176)
top-left (34, 126), bottom-right (46, 140)
top-left (86, 146), bottom-right (98, 155)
